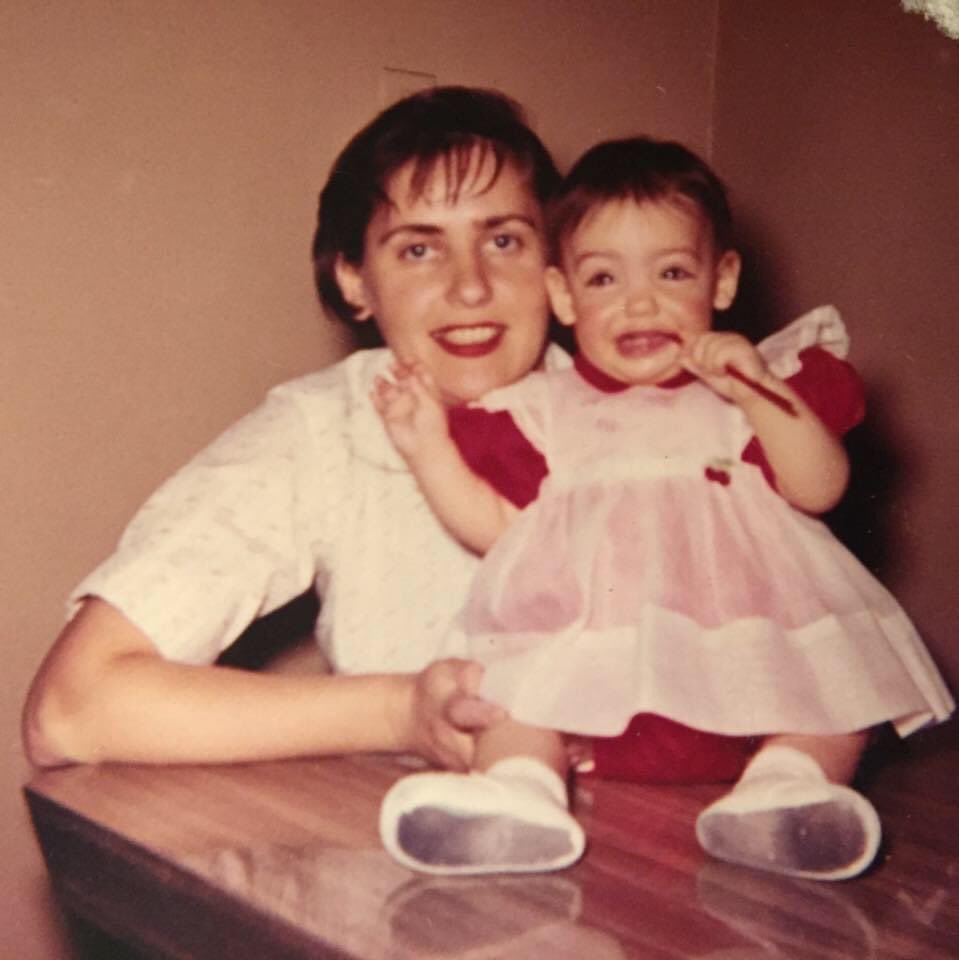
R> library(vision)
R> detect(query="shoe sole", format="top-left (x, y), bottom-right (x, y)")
top-left (697, 793), bottom-right (881, 881)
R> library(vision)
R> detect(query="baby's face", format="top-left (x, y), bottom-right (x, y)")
top-left (547, 197), bottom-right (738, 386)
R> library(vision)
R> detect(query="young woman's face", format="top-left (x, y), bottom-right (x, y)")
top-left (335, 150), bottom-right (550, 405)
top-left (548, 198), bottom-right (739, 386)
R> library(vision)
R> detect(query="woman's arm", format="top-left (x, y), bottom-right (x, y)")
top-left (23, 598), bottom-right (500, 769)
top-left (684, 333), bottom-right (849, 513)
top-left (373, 364), bottom-right (518, 553)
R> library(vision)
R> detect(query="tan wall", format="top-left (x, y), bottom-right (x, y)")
top-left (1, 1), bottom-right (718, 954)
top-left (712, 0), bottom-right (959, 691)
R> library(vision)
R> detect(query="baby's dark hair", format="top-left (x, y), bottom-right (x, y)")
top-left (313, 86), bottom-right (560, 325)
top-left (549, 137), bottom-right (733, 264)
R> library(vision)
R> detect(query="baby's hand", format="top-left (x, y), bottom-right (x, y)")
top-left (681, 331), bottom-right (771, 406)
top-left (371, 360), bottom-right (448, 461)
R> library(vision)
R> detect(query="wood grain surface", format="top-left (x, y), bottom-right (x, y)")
top-left (25, 726), bottom-right (959, 958)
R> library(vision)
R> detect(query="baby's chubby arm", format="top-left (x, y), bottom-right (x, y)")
top-left (371, 361), bottom-right (518, 554)
top-left (681, 332), bottom-right (849, 513)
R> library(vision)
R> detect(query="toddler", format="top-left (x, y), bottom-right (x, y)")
top-left (372, 137), bottom-right (953, 880)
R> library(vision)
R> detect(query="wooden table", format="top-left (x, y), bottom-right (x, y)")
top-left (24, 733), bottom-right (959, 959)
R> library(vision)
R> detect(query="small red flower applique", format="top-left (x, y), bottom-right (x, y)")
top-left (704, 458), bottom-right (735, 486)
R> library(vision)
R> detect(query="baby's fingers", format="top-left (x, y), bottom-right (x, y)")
top-left (406, 367), bottom-right (444, 410)
top-left (686, 332), bottom-right (762, 379)
top-left (370, 375), bottom-right (413, 419)
top-left (369, 375), bottom-right (393, 415)
top-left (412, 362), bottom-right (440, 396)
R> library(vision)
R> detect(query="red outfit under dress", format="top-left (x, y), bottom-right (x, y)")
top-left (446, 311), bottom-right (952, 782)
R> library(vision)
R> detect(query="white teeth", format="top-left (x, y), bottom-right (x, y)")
top-left (437, 325), bottom-right (499, 345)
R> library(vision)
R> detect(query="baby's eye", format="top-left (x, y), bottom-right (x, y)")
top-left (661, 265), bottom-right (693, 280)
top-left (585, 271), bottom-right (614, 287)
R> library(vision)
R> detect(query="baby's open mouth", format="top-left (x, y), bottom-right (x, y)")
top-left (615, 330), bottom-right (680, 357)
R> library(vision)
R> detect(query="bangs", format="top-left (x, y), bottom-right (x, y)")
top-left (401, 138), bottom-right (511, 205)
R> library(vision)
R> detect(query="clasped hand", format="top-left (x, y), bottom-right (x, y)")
top-left (399, 658), bottom-right (506, 771)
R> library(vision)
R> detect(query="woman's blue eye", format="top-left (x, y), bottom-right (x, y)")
top-left (492, 233), bottom-right (519, 250)
top-left (403, 243), bottom-right (429, 260)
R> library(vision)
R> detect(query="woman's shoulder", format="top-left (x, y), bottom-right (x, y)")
top-left (192, 349), bottom-right (392, 468)
top-left (268, 348), bottom-right (391, 409)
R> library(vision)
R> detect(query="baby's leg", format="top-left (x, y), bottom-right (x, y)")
top-left (379, 718), bottom-right (586, 875)
top-left (695, 730), bottom-right (881, 880)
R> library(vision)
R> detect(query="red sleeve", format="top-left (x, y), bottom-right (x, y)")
top-left (447, 406), bottom-right (548, 508)
top-left (741, 346), bottom-right (866, 488)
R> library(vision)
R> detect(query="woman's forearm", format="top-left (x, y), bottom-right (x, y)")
top-left (22, 598), bottom-right (412, 767)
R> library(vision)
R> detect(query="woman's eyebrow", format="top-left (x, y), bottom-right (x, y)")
top-left (376, 213), bottom-right (538, 246)
top-left (376, 223), bottom-right (443, 245)
top-left (482, 213), bottom-right (538, 230)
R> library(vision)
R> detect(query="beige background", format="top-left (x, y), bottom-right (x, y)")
top-left (2, 1), bottom-right (956, 955)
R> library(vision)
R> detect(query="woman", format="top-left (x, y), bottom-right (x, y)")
top-left (23, 87), bottom-right (561, 770)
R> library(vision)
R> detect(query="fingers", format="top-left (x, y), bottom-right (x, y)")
top-left (453, 658), bottom-right (484, 697)
top-left (429, 729), bottom-right (474, 772)
top-left (369, 374), bottom-right (394, 415)
top-left (444, 658), bottom-right (506, 730)
top-left (682, 331), bottom-right (765, 380)
top-left (370, 376), bottom-right (410, 422)
top-left (410, 659), bottom-right (479, 770)
top-left (370, 366), bottom-right (423, 421)
top-left (679, 332), bottom-right (773, 410)
top-left (447, 694), bottom-right (506, 731)
top-left (410, 659), bottom-right (507, 770)
top-left (370, 359), bottom-right (442, 418)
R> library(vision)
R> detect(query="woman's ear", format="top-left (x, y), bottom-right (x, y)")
top-left (545, 266), bottom-right (577, 327)
top-left (333, 256), bottom-right (373, 321)
top-left (712, 250), bottom-right (742, 311)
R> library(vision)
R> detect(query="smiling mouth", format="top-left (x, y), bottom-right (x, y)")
top-left (615, 330), bottom-right (681, 357)
top-left (432, 323), bottom-right (505, 357)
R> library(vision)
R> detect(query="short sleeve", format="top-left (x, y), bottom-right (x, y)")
top-left (783, 346), bottom-right (865, 436)
top-left (70, 380), bottom-right (343, 664)
top-left (448, 407), bottom-right (548, 508)
top-left (741, 346), bottom-right (866, 487)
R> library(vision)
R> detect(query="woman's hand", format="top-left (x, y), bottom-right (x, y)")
top-left (392, 658), bottom-right (506, 771)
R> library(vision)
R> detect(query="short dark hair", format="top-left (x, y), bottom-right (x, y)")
top-left (549, 137), bottom-right (733, 263)
top-left (313, 86), bottom-right (560, 325)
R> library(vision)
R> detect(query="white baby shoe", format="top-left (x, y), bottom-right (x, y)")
top-left (695, 746), bottom-right (881, 881)
top-left (380, 757), bottom-right (586, 876)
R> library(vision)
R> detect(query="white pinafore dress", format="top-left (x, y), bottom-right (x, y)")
top-left (444, 309), bottom-right (954, 738)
